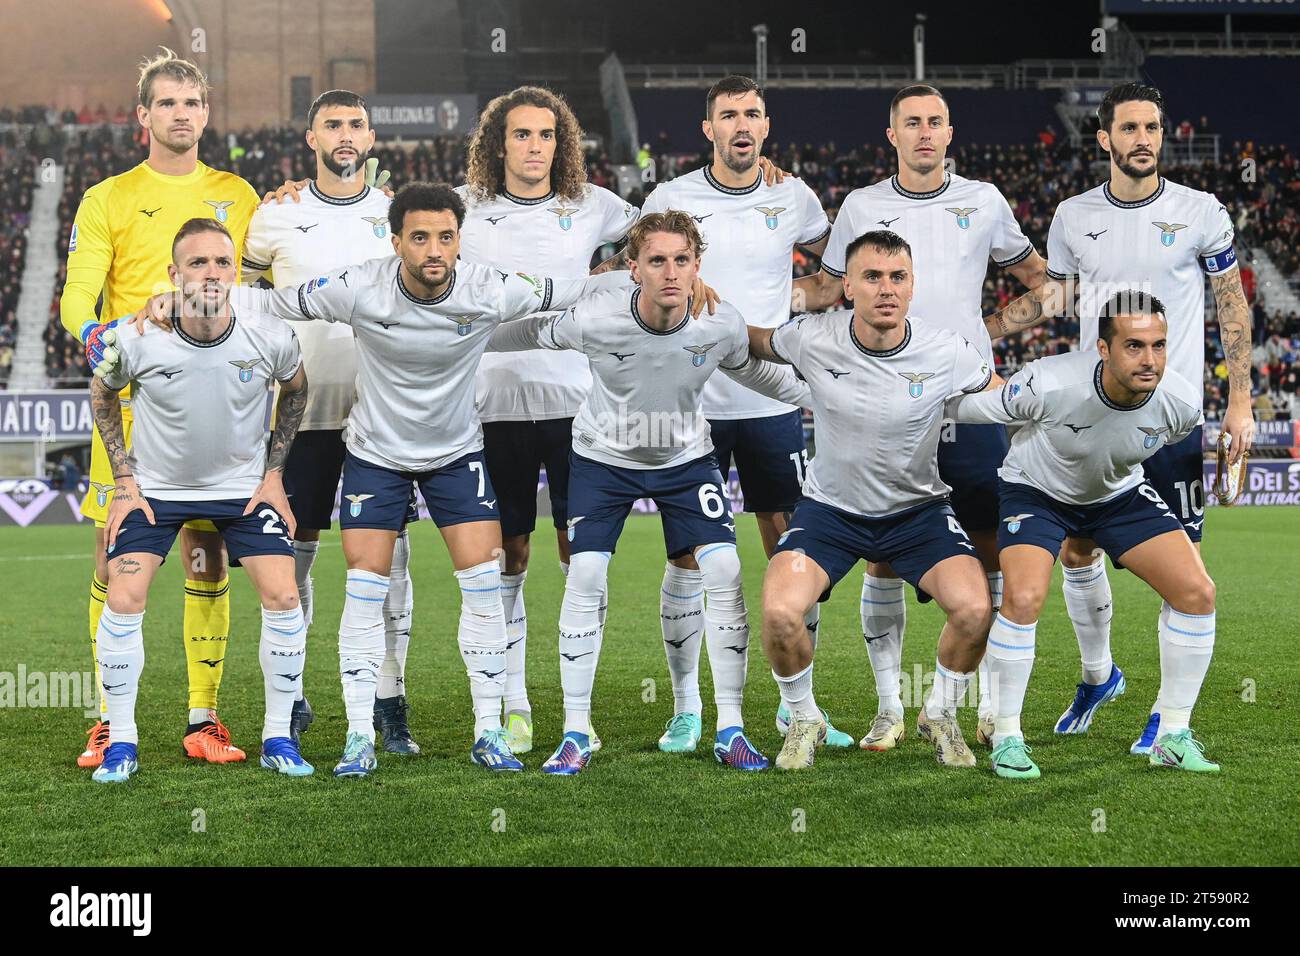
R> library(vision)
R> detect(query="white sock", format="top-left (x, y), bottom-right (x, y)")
top-left (1062, 557), bottom-right (1113, 684)
top-left (500, 570), bottom-right (529, 713)
top-left (925, 658), bottom-right (973, 719)
top-left (260, 606), bottom-right (306, 740)
top-left (977, 571), bottom-right (1003, 717)
top-left (188, 707), bottom-right (214, 725)
top-left (379, 529), bottom-right (413, 701)
top-left (97, 607), bottom-right (145, 745)
top-left (773, 663), bottom-right (818, 722)
top-left (559, 552), bottom-right (608, 735)
top-left (456, 560), bottom-right (508, 738)
top-left (696, 543), bottom-right (748, 730)
top-left (292, 539), bottom-right (319, 633)
top-left (862, 573), bottom-right (906, 716)
top-left (660, 562), bottom-right (704, 715)
top-left (339, 569), bottom-right (388, 741)
top-left (1155, 604), bottom-right (1216, 734)
top-left (986, 613), bottom-right (1036, 746)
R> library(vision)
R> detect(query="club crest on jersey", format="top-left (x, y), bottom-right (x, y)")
top-left (453, 313), bottom-right (481, 336)
top-left (1139, 425), bottom-right (1171, 449)
top-left (363, 216), bottom-right (387, 238)
top-left (946, 207), bottom-right (977, 230)
top-left (91, 481), bottom-right (113, 508)
top-left (205, 200), bottom-right (234, 223)
top-left (899, 371), bottom-right (936, 398)
top-left (1003, 513), bottom-right (1033, 535)
top-left (1152, 221), bottom-right (1188, 247)
top-left (684, 343), bottom-right (719, 367)
top-left (755, 206), bottom-right (786, 230)
top-left (229, 358), bottom-right (262, 383)
top-left (345, 493), bottom-right (374, 518)
top-left (550, 206), bottom-right (578, 231)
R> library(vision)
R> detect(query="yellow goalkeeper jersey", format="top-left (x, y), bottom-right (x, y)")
top-left (60, 160), bottom-right (259, 347)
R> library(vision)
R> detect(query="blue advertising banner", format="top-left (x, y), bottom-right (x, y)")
top-left (1204, 419), bottom-right (1297, 449)
top-left (1203, 459), bottom-right (1300, 507)
top-left (0, 391), bottom-right (92, 441)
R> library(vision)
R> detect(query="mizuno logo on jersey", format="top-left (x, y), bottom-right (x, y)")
top-left (610, 351), bottom-right (635, 362)
top-left (1152, 221), bottom-right (1188, 247)
top-left (550, 206), bottom-right (578, 230)
top-left (1139, 425), bottom-right (1171, 449)
top-left (1003, 513), bottom-right (1033, 534)
top-left (824, 367), bottom-right (850, 379)
top-left (899, 371), bottom-right (936, 398)
top-left (229, 358), bottom-right (262, 383)
top-left (345, 493), bottom-right (375, 517)
top-left (159, 369), bottom-right (183, 379)
top-left (362, 216), bottom-right (387, 237)
top-left (205, 200), bottom-right (234, 223)
top-left (946, 207), bottom-right (978, 229)
top-left (1064, 423), bottom-right (1092, 433)
top-left (486, 216), bottom-right (506, 226)
top-left (1085, 229), bottom-right (1108, 240)
top-left (684, 343), bottom-right (719, 367)
top-left (878, 217), bottom-right (900, 228)
top-left (140, 207), bottom-right (161, 218)
top-left (294, 223), bottom-right (318, 233)
top-left (755, 205), bottom-right (786, 230)
top-left (691, 213), bottom-right (712, 224)
top-left (377, 320), bottom-right (400, 329)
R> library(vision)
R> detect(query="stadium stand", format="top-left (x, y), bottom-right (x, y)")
top-left (0, 129), bottom-right (36, 389)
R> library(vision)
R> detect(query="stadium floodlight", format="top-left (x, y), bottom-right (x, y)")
top-left (753, 23), bottom-right (768, 87)
top-left (914, 13), bottom-right (926, 81)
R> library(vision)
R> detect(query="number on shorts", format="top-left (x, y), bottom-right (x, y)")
top-left (468, 460), bottom-right (485, 497)
top-left (1173, 479), bottom-right (1205, 519)
top-left (947, 515), bottom-right (970, 539)
top-left (259, 508), bottom-right (285, 535)
top-left (698, 483), bottom-right (725, 518)
top-left (1138, 483), bottom-right (1170, 509)
top-left (789, 450), bottom-right (808, 485)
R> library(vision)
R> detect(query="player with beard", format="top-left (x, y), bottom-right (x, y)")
top-left (638, 75), bottom-right (845, 754)
top-left (237, 91), bottom-right (421, 753)
top-left (982, 83), bottom-right (1253, 754)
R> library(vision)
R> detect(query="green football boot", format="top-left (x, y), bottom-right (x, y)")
top-left (989, 735), bottom-right (1041, 780)
top-left (657, 712), bottom-right (702, 753)
top-left (1149, 728), bottom-right (1220, 773)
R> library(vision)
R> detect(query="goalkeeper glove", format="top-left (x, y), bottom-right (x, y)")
top-left (364, 156), bottom-right (391, 191)
top-left (83, 319), bottom-right (122, 379)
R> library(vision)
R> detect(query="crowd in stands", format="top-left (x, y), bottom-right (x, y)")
top-left (7, 110), bottom-right (1296, 419)
top-left (0, 131), bottom-right (36, 388)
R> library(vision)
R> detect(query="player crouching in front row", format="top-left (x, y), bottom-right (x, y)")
top-left (89, 218), bottom-right (312, 782)
top-left (946, 290), bottom-right (1219, 778)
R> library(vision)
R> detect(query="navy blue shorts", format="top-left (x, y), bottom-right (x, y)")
top-left (997, 479), bottom-right (1186, 564)
top-left (1141, 425), bottom-right (1205, 542)
top-left (284, 429), bottom-right (346, 531)
top-left (340, 450), bottom-right (498, 531)
top-left (773, 497), bottom-right (977, 600)
top-left (567, 451), bottom-right (736, 559)
top-left (708, 410), bottom-right (806, 513)
top-left (108, 497), bottom-right (295, 563)
top-left (481, 418), bottom-right (572, 537)
top-left (937, 422), bottom-right (1008, 532)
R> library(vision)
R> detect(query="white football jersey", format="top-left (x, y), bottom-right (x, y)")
top-left (101, 309), bottom-right (302, 501)
top-left (241, 182), bottom-right (392, 430)
top-left (822, 172), bottom-right (1033, 362)
top-left (770, 312), bottom-right (992, 517)
top-left (489, 287), bottom-right (810, 470)
top-left (641, 166), bottom-right (830, 419)
top-left (1046, 176), bottom-right (1236, 410)
top-left (236, 258), bottom-right (628, 473)
top-left (947, 350), bottom-right (1203, 505)
top-left (456, 183), bottom-right (639, 422)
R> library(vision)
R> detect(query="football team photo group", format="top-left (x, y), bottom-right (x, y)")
top-left (2, 0), bottom-right (1296, 890)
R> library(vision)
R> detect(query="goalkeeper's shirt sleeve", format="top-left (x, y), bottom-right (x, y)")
top-left (60, 184), bottom-right (114, 343)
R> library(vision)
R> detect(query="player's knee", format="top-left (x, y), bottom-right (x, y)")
top-left (1001, 579), bottom-right (1047, 622)
top-left (105, 591), bottom-right (146, 615)
top-left (501, 534), bottom-right (530, 574)
top-left (1059, 538), bottom-right (1098, 569)
top-left (1176, 576), bottom-right (1216, 616)
top-left (949, 596), bottom-right (993, 642)
top-left (761, 596), bottom-right (807, 648)
top-left (261, 590), bottom-right (300, 612)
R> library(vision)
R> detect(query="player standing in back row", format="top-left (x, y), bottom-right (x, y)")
top-left (456, 86), bottom-right (640, 755)
top-left (239, 90), bottom-right (422, 754)
top-left (639, 75), bottom-right (848, 753)
top-left (794, 85), bottom-right (1048, 752)
top-left (983, 83), bottom-right (1253, 753)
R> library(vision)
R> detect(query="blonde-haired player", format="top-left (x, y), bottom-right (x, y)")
top-left (66, 47), bottom-right (259, 767)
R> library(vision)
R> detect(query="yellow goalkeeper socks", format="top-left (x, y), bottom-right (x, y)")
top-left (184, 577), bottom-right (231, 710)
top-left (89, 573), bottom-right (109, 718)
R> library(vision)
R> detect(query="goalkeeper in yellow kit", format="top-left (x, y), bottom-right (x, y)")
top-left (63, 48), bottom-right (258, 767)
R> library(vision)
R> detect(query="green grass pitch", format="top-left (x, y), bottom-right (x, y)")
top-left (1, 508), bottom-right (1297, 866)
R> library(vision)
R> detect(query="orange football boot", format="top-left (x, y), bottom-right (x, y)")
top-left (183, 717), bottom-right (247, 763)
top-left (77, 720), bottom-right (112, 768)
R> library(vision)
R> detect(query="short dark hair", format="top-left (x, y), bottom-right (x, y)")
top-left (890, 84), bottom-right (948, 125)
top-left (171, 217), bottom-right (233, 262)
top-left (1097, 289), bottom-right (1167, 344)
top-left (706, 75), bottom-right (764, 120)
top-left (1097, 82), bottom-right (1164, 133)
top-left (388, 182), bottom-right (465, 235)
top-left (308, 89), bottom-right (368, 128)
top-left (845, 229), bottom-right (912, 270)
